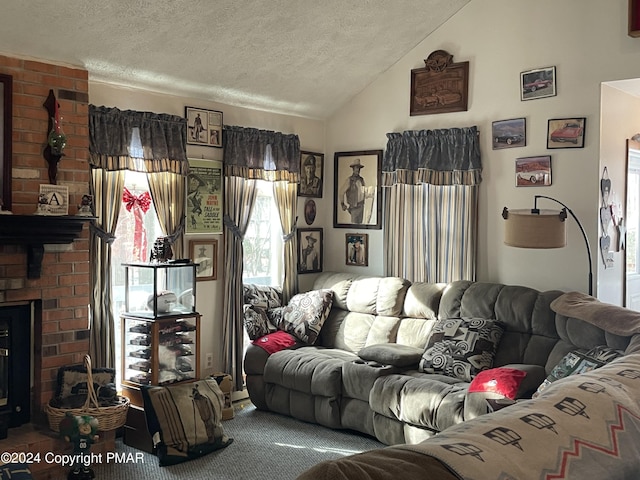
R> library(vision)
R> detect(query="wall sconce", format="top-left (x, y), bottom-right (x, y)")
top-left (502, 195), bottom-right (593, 295)
top-left (43, 89), bottom-right (66, 184)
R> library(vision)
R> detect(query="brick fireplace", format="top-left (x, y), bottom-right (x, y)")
top-left (0, 54), bottom-right (91, 424)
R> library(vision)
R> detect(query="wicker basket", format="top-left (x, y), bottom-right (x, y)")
top-left (45, 354), bottom-right (130, 433)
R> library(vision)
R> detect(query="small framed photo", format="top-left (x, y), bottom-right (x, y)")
top-left (185, 107), bottom-right (223, 147)
top-left (299, 151), bottom-right (324, 198)
top-left (304, 199), bottom-right (316, 225)
top-left (516, 156), bottom-right (552, 187)
top-left (190, 239), bottom-right (218, 281)
top-left (297, 228), bottom-right (323, 274)
top-left (345, 233), bottom-right (368, 266)
top-left (492, 118), bottom-right (526, 150)
top-left (520, 66), bottom-right (556, 101)
top-left (547, 117), bottom-right (586, 149)
top-left (36, 184), bottom-right (69, 215)
top-left (334, 150), bottom-right (382, 229)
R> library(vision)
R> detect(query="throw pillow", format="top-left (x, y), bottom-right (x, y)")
top-left (268, 289), bottom-right (334, 344)
top-left (243, 284), bottom-right (282, 309)
top-left (141, 379), bottom-right (233, 466)
top-left (468, 367), bottom-right (527, 400)
top-left (465, 367), bottom-right (527, 416)
top-left (252, 330), bottom-right (298, 354)
top-left (532, 350), bottom-right (605, 398)
top-left (358, 344), bottom-right (424, 368)
top-left (419, 317), bottom-right (505, 382)
top-left (242, 304), bottom-right (277, 340)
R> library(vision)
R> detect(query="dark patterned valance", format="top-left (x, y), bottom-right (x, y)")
top-left (223, 125), bottom-right (300, 183)
top-left (382, 126), bottom-right (482, 186)
top-left (89, 105), bottom-right (188, 175)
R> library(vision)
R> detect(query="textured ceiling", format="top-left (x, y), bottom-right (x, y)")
top-left (0, 1), bottom-right (470, 119)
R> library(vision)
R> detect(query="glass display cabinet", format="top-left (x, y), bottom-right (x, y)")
top-left (120, 262), bottom-right (201, 406)
top-left (121, 262), bottom-right (197, 318)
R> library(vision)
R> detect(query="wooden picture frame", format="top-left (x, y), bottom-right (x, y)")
top-left (547, 117), bottom-right (586, 149)
top-left (303, 199), bottom-right (316, 225)
top-left (297, 228), bottom-right (323, 274)
top-left (186, 158), bottom-right (223, 234)
top-left (410, 50), bottom-right (469, 116)
top-left (333, 150), bottom-right (382, 229)
top-left (516, 156), bottom-right (552, 187)
top-left (299, 151), bottom-right (323, 198)
top-left (492, 118), bottom-right (526, 150)
top-left (345, 233), bottom-right (368, 266)
top-left (190, 239), bottom-right (218, 281)
top-left (0, 74), bottom-right (12, 212)
top-left (520, 66), bottom-right (556, 101)
top-left (185, 106), bottom-right (223, 147)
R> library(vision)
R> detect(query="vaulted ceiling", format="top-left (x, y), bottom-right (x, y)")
top-left (0, 1), bottom-right (471, 119)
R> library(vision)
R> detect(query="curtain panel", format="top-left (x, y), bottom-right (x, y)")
top-left (87, 105), bottom-right (188, 368)
top-left (382, 126), bottom-right (481, 186)
top-left (382, 126), bottom-right (481, 284)
top-left (89, 105), bottom-right (188, 175)
top-left (222, 125), bottom-right (300, 390)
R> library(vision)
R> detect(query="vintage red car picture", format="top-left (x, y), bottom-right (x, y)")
top-left (547, 117), bottom-right (586, 149)
top-left (520, 66), bottom-right (556, 101)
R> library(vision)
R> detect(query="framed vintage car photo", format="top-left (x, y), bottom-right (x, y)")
top-left (492, 118), bottom-right (526, 150)
top-left (547, 117), bottom-right (586, 149)
top-left (520, 66), bottom-right (556, 101)
top-left (516, 156), bottom-right (552, 187)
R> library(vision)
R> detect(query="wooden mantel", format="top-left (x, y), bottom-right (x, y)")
top-left (0, 214), bottom-right (93, 278)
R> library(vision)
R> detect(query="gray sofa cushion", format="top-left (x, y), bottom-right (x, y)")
top-left (359, 344), bottom-right (423, 368)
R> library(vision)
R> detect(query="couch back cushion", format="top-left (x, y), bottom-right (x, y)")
top-left (439, 281), bottom-right (564, 368)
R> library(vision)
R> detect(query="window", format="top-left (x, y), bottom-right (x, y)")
top-left (242, 180), bottom-right (284, 286)
top-left (627, 149), bottom-right (640, 275)
top-left (111, 170), bottom-right (162, 389)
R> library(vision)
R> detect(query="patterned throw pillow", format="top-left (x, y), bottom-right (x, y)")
top-left (532, 345), bottom-right (624, 398)
top-left (243, 284), bottom-right (282, 309)
top-left (242, 304), bottom-right (277, 340)
top-left (419, 318), bottom-right (505, 382)
top-left (268, 289), bottom-right (334, 344)
top-left (141, 379), bottom-right (233, 466)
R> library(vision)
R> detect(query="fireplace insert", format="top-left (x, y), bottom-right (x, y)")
top-left (0, 304), bottom-right (31, 437)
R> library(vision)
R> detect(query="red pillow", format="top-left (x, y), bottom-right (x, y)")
top-left (252, 330), bottom-right (297, 354)
top-left (468, 367), bottom-right (527, 400)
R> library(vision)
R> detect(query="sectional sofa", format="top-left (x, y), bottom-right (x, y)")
top-left (243, 272), bottom-right (636, 446)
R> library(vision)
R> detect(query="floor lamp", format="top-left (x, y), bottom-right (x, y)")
top-left (502, 195), bottom-right (593, 296)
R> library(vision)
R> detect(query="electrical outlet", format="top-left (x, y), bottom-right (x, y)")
top-left (205, 353), bottom-right (213, 369)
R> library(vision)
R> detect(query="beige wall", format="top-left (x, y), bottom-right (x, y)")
top-left (89, 81), bottom-right (325, 373)
top-left (324, 0), bottom-right (640, 296)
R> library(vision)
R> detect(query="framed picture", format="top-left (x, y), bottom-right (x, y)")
top-left (190, 239), bottom-right (218, 281)
top-left (492, 118), bottom-right (526, 150)
top-left (304, 199), bottom-right (316, 225)
top-left (297, 228), bottom-right (323, 274)
top-left (516, 156), bottom-right (552, 187)
top-left (520, 66), bottom-right (556, 101)
top-left (36, 184), bottom-right (69, 215)
top-left (299, 151), bottom-right (323, 198)
top-left (186, 158), bottom-right (223, 234)
top-left (333, 150), bottom-right (382, 229)
top-left (410, 50), bottom-right (469, 116)
top-left (185, 107), bottom-right (223, 147)
top-left (0, 74), bottom-right (12, 211)
top-left (547, 117), bottom-right (586, 149)
top-left (345, 233), bottom-right (368, 267)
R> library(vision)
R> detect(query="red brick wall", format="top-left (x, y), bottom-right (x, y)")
top-left (0, 54), bottom-right (91, 417)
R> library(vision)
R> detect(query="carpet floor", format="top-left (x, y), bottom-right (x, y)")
top-left (92, 401), bottom-right (384, 479)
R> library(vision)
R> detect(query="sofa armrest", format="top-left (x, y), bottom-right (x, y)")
top-left (358, 344), bottom-right (424, 369)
